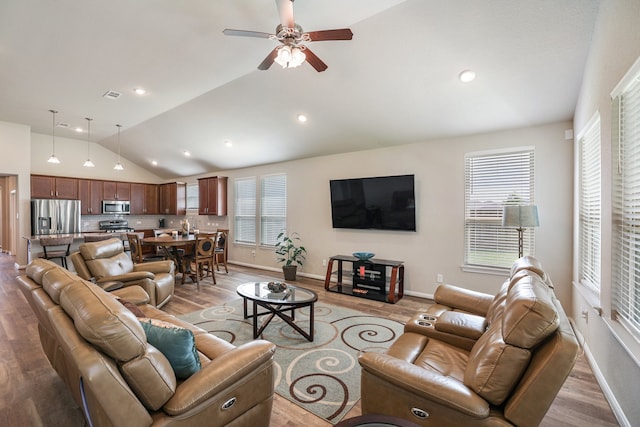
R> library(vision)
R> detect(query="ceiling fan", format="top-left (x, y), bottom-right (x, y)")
top-left (223, 0), bottom-right (353, 72)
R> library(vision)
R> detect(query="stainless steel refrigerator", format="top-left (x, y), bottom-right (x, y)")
top-left (31, 199), bottom-right (81, 235)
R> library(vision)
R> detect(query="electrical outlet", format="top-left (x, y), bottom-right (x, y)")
top-left (436, 274), bottom-right (444, 283)
top-left (251, 250), bottom-right (256, 257)
top-left (322, 259), bottom-right (327, 266)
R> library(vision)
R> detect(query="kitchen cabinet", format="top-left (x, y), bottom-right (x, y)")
top-left (102, 181), bottom-right (130, 201)
top-left (31, 175), bottom-right (78, 199)
top-left (159, 182), bottom-right (186, 215)
top-left (131, 183), bottom-right (159, 215)
top-left (197, 176), bottom-right (228, 215)
top-left (78, 179), bottom-right (103, 215)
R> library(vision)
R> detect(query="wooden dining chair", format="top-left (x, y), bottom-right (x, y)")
top-left (127, 233), bottom-right (164, 264)
top-left (185, 233), bottom-right (216, 290)
top-left (39, 235), bottom-right (74, 268)
top-left (214, 229), bottom-right (229, 273)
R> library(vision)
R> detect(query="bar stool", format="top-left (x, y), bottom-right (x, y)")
top-left (39, 235), bottom-right (74, 268)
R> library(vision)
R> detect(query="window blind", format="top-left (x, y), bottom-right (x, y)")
top-left (234, 177), bottom-right (256, 244)
top-left (261, 174), bottom-right (287, 246)
top-left (612, 70), bottom-right (640, 336)
top-left (578, 114), bottom-right (601, 292)
top-left (464, 149), bottom-right (535, 269)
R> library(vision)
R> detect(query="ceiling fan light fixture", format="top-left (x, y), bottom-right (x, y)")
top-left (275, 45), bottom-right (305, 68)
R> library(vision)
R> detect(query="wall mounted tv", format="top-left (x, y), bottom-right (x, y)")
top-left (330, 174), bottom-right (416, 231)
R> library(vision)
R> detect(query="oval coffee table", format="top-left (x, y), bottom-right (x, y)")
top-left (237, 282), bottom-right (318, 341)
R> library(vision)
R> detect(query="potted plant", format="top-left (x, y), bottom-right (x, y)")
top-left (275, 231), bottom-right (306, 281)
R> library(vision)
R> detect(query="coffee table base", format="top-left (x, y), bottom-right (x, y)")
top-left (242, 298), bottom-right (315, 341)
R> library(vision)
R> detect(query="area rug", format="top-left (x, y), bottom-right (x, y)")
top-left (179, 298), bottom-right (405, 424)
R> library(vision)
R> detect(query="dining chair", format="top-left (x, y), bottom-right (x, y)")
top-left (214, 229), bottom-right (229, 273)
top-left (83, 234), bottom-right (113, 242)
top-left (152, 228), bottom-right (181, 258)
top-left (127, 233), bottom-right (164, 264)
top-left (184, 233), bottom-right (216, 290)
top-left (39, 235), bottom-right (74, 268)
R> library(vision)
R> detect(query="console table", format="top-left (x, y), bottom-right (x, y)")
top-left (324, 255), bottom-right (404, 303)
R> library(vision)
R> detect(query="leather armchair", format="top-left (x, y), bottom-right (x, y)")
top-left (70, 237), bottom-right (175, 308)
top-left (358, 259), bottom-right (578, 427)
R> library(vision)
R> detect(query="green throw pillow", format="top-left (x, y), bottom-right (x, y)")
top-left (139, 318), bottom-right (201, 379)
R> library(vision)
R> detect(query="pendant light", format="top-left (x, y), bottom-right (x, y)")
top-left (83, 117), bottom-right (95, 167)
top-left (114, 124), bottom-right (124, 170)
top-left (47, 109), bottom-right (60, 164)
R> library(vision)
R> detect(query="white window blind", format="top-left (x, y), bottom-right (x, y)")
top-left (234, 177), bottom-right (256, 244)
top-left (612, 68), bottom-right (640, 336)
top-left (464, 149), bottom-right (535, 269)
top-left (261, 174), bottom-right (286, 246)
top-left (578, 114), bottom-right (601, 292)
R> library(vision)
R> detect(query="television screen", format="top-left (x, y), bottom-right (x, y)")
top-left (330, 174), bottom-right (416, 231)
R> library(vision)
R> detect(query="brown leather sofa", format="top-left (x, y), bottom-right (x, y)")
top-left (17, 258), bottom-right (276, 427)
top-left (70, 237), bottom-right (175, 308)
top-left (358, 257), bottom-right (578, 427)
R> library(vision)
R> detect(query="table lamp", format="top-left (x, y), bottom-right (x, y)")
top-left (502, 205), bottom-right (539, 258)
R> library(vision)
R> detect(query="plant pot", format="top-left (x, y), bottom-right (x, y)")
top-left (282, 265), bottom-right (297, 281)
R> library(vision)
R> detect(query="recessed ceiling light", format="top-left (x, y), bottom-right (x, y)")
top-left (225, 140), bottom-right (232, 147)
top-left (134, 88), bottom-right (146, 95)
top-left (75, 127), bottom-right (83, 133)
top-left (459, 69), bottom-right (476, 83)
top-left (151, 160), bottom-right (158, 166)
top-left (297, 114), bottom-right (308, 123)
top-left (183, 150), bottom-right (191, 157)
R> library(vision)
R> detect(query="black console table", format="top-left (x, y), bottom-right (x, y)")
top-left (324, 255), bottom-right (404, 304)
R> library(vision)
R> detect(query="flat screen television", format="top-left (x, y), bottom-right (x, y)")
top-left (329, 174), bottom-right (416, 231)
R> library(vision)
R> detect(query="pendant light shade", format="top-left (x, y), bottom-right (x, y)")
top-left (47, 109), bottom-right (60, 164)
top-left (114, 124), bottom-right (124, 171)
top-left (83, 117), bottom-right (95, 167)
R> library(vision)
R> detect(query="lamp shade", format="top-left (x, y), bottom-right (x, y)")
top-left (502, 205), bottom-right (539, 228)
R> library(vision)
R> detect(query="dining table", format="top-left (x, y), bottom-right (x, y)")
top-left (142, 234), bottom-right (198, 282)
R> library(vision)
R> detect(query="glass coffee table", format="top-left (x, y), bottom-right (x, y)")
top-left (236, 282), bottom-right (318, 342)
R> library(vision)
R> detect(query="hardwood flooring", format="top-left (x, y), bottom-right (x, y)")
top-left (0, 253), bottom-right (619, 426)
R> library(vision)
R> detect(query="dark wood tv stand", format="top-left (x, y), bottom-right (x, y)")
top-left (324, 255), bottom-right (404, 304)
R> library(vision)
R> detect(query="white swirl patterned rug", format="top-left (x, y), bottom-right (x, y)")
top-left (179, 298), bottom-right (405, 424)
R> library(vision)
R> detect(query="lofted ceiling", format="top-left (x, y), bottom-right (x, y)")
top-left (0, 0), bottom-right (599, 179)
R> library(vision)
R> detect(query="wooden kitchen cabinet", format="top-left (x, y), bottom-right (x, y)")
top-left (78, 179), bottom-right (103, 215)
top-left (31, 175), bottom-right (78, 199)
top-left (197, 176), bottom-right (227, 215)
top-left (159, 182), bottom-right (186, 215)
top-left (131, 183), bottom-right (159, 215)
top-left (102, 181), bottom-right (131, 201)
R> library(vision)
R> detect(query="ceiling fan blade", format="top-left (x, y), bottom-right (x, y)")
top-left (276, 0), bottom-right (295, 28)
top-left (305, 29), bottom-right (353, 41)
top-left (303, 47), bottom-right (328, 72)
top-left (223, 29), bottom-right (273, 39)
top-left (258, 47), bottom-right (279, 70)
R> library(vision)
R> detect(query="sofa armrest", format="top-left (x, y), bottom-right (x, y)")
top-left (434, 284), bottom-right (494, 316)
top-left (163, 340), bottom-right (276, 415)
top-left (133, 260), bottom-right (175, 275)
top-left (435, 311), bottom-right (487, 340)
top-left (358, 352), bottom-right (490, 418)
top-left (96, 271), bottom-right (154, 283)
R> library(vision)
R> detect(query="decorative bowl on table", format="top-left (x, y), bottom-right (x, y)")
top-left (352, 252), bottom-right (375, 261)
top-left (266, 281), bottom-right (288, 293)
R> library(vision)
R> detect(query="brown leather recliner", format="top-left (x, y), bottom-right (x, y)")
top-left (70, 237), bottom-right (175, 308)
top-left (17, 258), bottom-right (276, 427)
top-left (358, 258), bottom-right (578, 427)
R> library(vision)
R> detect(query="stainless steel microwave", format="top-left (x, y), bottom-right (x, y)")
top-left (102, 200), bottom-right (131, 215)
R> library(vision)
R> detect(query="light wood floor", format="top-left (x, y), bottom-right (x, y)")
top-left (0, 253), bottom-right (619, 426)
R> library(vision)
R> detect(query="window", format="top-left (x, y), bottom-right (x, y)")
top-left (234, 177), bottom-right (256, 244)
top-left (612, 62), bottom-right (640, 337)
top-left (464, 148), bottom-right (535, 270)
top-left (578, 113), bottom-right (601, 292)
top-left (261, 174), bottom-right (286, 246)
top-left (186, 183), bottom-right (199, 210)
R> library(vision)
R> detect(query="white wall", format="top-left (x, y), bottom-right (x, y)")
top-left (185, 121), bottom-right (573, 306)
top-left (0, 121), bottom-right (33, 266)
top-left (572, 1), bottom-right (640, 425)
